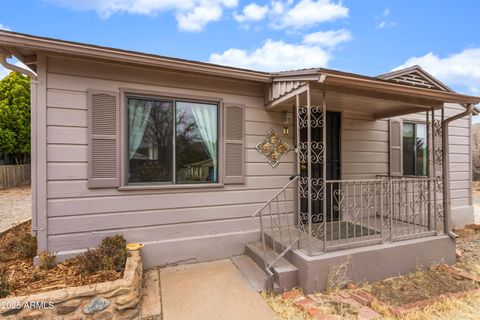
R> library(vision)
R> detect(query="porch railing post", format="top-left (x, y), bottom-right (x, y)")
top-left (380, 179), bottom-right (384, 243)
top-left (426, 110), bottom-right (432, 231)
top-left (307, 84), bottom-right (312, 255)
top-left (322, 91), bottom-right (327, 253)
top-left (432, 108), bottom-right (438, 232)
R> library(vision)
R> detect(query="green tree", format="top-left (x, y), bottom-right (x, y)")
top-left (0, 72), bottom-right (31, 164)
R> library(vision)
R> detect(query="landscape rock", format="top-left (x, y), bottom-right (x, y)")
top-left (20, 310), bottom-right (44, 320)
top-left (83, 297), bottom-right (111, 314)
top-left (55, 299), bottom-right (82, 315)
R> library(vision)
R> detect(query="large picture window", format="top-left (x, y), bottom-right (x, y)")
top-left (127, 96), bottom-right (218, 185)
top-left (403, 122), bottom-right (427, 176)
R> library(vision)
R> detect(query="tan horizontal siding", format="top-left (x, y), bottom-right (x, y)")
top-left (47, 188), bottom-right (294, 217)
top-left (48, 217), bottom-right (262, 251)
top-left (47, 176), bottom-right (295, 199)
top-left (47, 201), bottom-right (294, 235)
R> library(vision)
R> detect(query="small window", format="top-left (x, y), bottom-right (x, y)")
top-left (403, 122), bottom-right (427, 176)
top-left (127, 96), bottom-right (218, 185)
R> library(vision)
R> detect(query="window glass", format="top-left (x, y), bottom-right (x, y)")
top-left (128, 98), bottom-right (173, 184)
top-left (175, 101), bottom-right (218, 183)
top-left (402, 122), bottom-right (427, 176)
top-left (415, 124), bottom-right (427, 176)
top-left (127, 96), bottom-right (218, 185)
top-left (403, 123), bottom-right (415, 175)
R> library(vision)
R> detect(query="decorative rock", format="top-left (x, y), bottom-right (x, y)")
top-left (1, 307), bottom-right (23, 317)
top-left (20, 310), bottom-right (44, 320)
top-left (114, 292), bottom-right (137, 306)
top-left (93, 310), bottom-right (114, 320)
top-left (456, 248), bottom-right (463, 258)
top-left (83, 297), bottom-right (111, 314)
top-left (121, 308), bottom-right (140, 320)
top-left (103, 287), bottom-right (130, 298)
top-left (55, 299), bottom-right (82, 315)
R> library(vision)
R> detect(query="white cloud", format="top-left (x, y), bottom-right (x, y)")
top-left (176, 5), bottom-right (223, 31)
top-left (382, 8), bottom-right (391, 17)
top-left (394, 48), bottom-right (480, 94)
top-left (271, 0), bottom-right (348, 30)
top-left (0, 23), bottom-right (10, 31)
top-left (210, 39), bottom-right (332, 71)
top-left (234, 3), bottom-right (268, 23)
top-left (376, 21), bottom-right (397, 29)
top-left (302, 29), bottom-right (352, 47)
top-left (49, 0), bottom-right (238, 31)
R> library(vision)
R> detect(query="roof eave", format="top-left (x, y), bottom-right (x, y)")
top-left (319, 71), bottom-right (480, 105)
top-left (0, 30), bottom-right (272, 83)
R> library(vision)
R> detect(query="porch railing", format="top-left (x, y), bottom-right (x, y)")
top-left (255, 176), bottom-right (441, 259)
top-left (251, 175), bottom-right (300, 284)
top-left (319, 177), bottom-right (436, 253)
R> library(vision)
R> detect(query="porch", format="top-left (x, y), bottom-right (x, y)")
top-left (239, 67), bottom-right (480, 292)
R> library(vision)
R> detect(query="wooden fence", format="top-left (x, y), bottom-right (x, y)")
top-left (0, 164), bottom-right (31, 190)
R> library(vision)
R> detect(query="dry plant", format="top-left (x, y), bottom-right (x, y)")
top-left (326, 256), bottom-right (352, 293)
top-left (0, 268), bottom-right (9, 298)
top-left (14, 231), bottom-right (37, 259)
top-left (381, 293), bottom-right (480, 320)
top-left (77, 234), bottom-right (128, 274)
top-left (261, 289), bottom-right (312, 320)
top-left (39, 250), bottom-right (56, 270)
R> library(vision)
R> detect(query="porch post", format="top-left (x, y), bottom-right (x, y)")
top-left (426, 110), bottom-right (432, 230)
top-left (322, 91), bottom-right (327, 253)
top-left (306, 84), bottom-right (312, 255)
top-left (441, 106), bottom-right (450, 234)
top-left (295, 94), bottom-right (301, 250)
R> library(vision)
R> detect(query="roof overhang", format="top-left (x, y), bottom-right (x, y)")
top-left (267, 69), bottom-right (480, 119)
top-left (0, 30), bottom-right (272, 83)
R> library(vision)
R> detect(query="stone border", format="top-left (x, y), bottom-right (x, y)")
top-left (347, 264), bottom-right (480, 317)
top-left (0, 250), bottom-right (142, 319)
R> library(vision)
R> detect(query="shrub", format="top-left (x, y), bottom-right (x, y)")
top-left (77, 235), bottom-right (128, 275)
top-left (14, 232), bottom-right (37, 259)
top-left (39, 251), bottom-right (56, 270)
top-left (99, 235), bottom-right (128, 272)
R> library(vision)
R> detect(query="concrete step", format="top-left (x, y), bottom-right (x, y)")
top-left (245, 242), bottom-right (298, 292)
top-left (231, 255), bottom-right (268, 292)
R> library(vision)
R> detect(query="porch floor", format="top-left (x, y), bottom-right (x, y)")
top-left (266, 216), bottom-right (434, 255)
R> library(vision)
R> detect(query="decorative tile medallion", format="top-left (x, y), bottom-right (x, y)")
top-left (255, 129), bottom-right (290, 167)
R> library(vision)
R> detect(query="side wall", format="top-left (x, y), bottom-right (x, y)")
top-left (342, 104), bottom-right (472, 227)
top-left (43, 56), bottom-right (295, 267)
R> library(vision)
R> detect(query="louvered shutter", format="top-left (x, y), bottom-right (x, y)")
top-left (224, 103), bottom-right (245, 184)
top-left (389, 118), bottom-right (403, 176)
top-left (87, 90), bottom-right (120, 188)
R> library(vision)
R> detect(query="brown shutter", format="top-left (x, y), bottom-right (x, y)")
top-left (389, 118), bottom-right (403, 176)
top-left (87, 90), bottom-right (120, 188)
top-left (224, 103), bottom-right (245, 184)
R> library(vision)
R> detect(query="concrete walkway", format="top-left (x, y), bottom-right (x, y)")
top-left (159, 259), bottom-right (277, 320)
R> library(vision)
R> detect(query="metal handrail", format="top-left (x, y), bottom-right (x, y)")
top-left (253, 175), bottom-right (300, 289)
top-left (251, 175), bottom-right (300, 218)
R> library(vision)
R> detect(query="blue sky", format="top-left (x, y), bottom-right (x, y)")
top-left (1, 0), bottom-right (480, 99)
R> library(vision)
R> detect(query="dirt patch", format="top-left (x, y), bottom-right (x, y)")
top-left (0, 187), bottom-right (31, 233)
top-left (456, 225), bottom-right (480, 276)
top-left (0, 221), bottom-right (123, 297)
top-left (365, 266), bottom-right (480, 307)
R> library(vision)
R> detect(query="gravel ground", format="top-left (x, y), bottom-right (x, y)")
top-left (0, 187), bottom-right (31, 233)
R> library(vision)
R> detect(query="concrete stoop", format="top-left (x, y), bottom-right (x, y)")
top-left (233, 234), bottom-right (457, 295)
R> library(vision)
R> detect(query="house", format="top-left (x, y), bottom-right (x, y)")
top-left (1, 30), bottom-right (479, 293)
